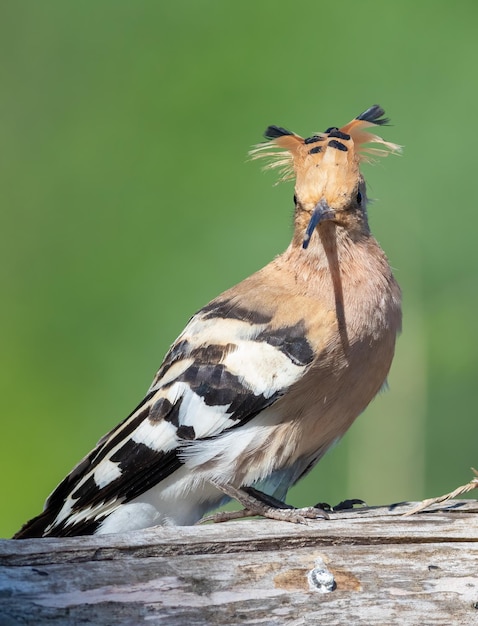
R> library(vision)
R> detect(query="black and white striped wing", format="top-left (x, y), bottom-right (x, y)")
top-left (24, 298), bottom-right (315, 536)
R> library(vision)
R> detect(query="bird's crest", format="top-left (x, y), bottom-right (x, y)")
top-left (250, 104), bottom-right (401, 184)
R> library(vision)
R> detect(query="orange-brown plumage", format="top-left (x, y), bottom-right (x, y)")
top-left (251, 104), bottom-right (400, 215)
top-left (15, 105), bottom-right (401, 537)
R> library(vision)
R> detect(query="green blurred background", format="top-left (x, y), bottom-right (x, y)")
top-left (1, 1), bottom-right (477, 538)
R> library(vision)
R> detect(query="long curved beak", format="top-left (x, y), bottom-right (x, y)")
top-left (302, 198), bottom-right (335, 249)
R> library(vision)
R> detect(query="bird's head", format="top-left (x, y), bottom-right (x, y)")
top-left (251, 105), bottom-right (400, 248)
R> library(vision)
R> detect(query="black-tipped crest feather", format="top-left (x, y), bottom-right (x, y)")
top-left (264, 125), bottom-right (293, 140)
top-left (356, 105), bottom-right (389, 126)
top-left (250, 105), bottom-right (401, 184)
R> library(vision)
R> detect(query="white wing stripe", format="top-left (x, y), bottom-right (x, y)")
top-left (223, 340), bottom-right (305, 398)
top-left (176, 383), bottom-right (235, 437)
top-left (131, 419), bottom-right (178, 452)
top-left (93, 460), bottom-right (122, 488)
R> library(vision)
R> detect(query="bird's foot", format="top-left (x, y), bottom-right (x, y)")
top-left (199, 483), bottom-right (329, 525)
top-left (314, 498), bottom-right (366, 512)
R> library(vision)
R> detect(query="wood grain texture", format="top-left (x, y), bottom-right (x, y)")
top-left (1, 500), bottom-right (478, 625)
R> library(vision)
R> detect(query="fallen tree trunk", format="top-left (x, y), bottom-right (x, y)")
top-left (1, 500), bottom-right (477, 625)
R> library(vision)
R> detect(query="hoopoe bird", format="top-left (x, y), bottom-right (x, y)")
top-left (14, 105), bottom-right (402, 538)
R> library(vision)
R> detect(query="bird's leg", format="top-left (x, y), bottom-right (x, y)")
top-left (242, 486), bottom-right (295, 509)
top-left (199, 483), bottom-right (330, 525)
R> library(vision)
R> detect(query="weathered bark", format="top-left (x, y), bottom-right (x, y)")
top-left (1, 500), bottom-right (477, 625)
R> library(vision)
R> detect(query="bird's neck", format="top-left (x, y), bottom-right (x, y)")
top-left (284, 221), bottom-right (382, 279)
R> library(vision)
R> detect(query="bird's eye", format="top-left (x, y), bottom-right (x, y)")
top-left (356, 191), bottom-right (362, 205)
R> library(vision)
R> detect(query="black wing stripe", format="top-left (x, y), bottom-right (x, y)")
top-left (43, 391), bottom-right (157, 513)
top-left (20, 303), bottom-right (316, 537)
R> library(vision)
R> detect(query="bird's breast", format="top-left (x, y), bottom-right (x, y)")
top-left (276, 247), bottom-right (401, 464)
